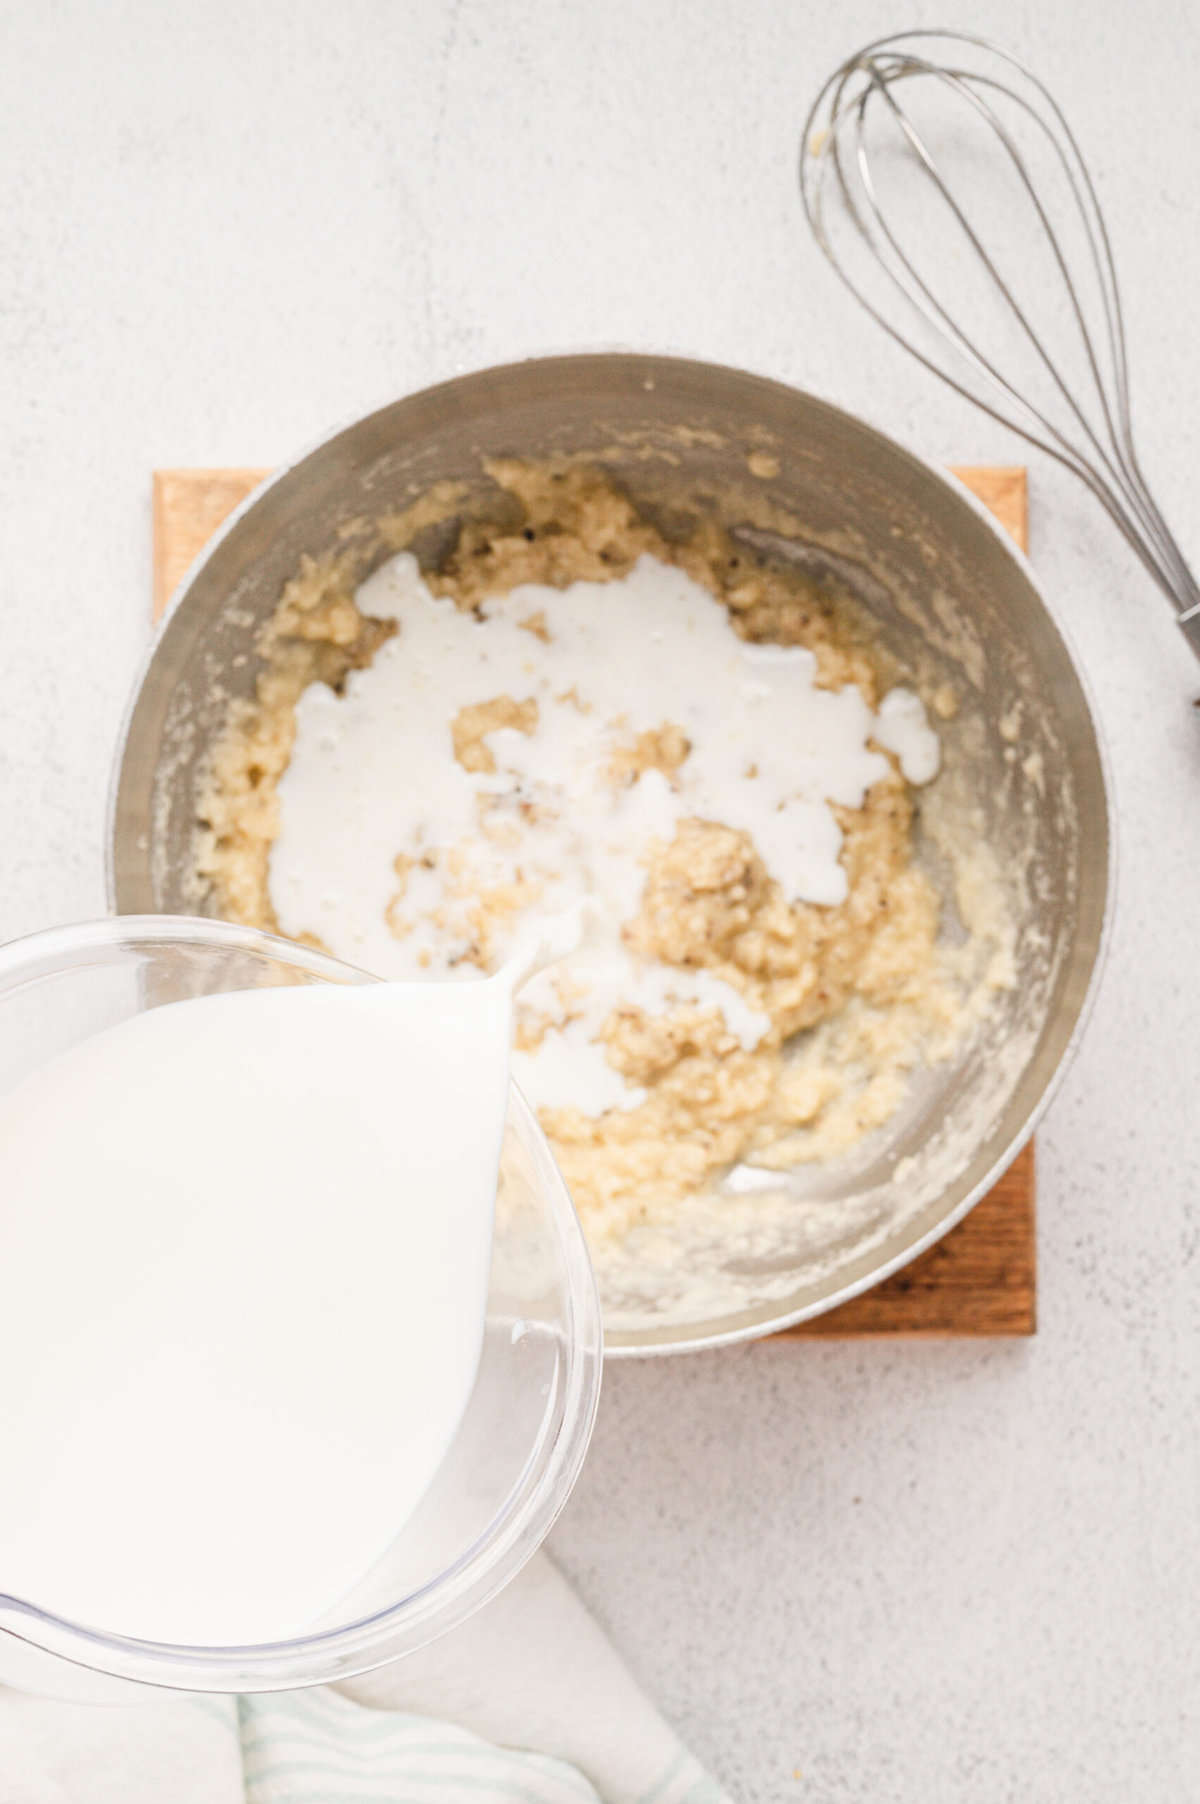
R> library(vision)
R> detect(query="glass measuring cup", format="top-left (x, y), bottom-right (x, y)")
top-left (0, 916), bottom-right (602, 1700)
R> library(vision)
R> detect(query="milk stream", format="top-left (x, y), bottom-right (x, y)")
top-left (0, 966), bottom-right (525, 1647)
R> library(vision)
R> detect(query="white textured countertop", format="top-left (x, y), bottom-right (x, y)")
top-left (2, 3), bottom-right (1198, 1798)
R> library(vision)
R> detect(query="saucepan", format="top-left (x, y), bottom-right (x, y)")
top-left (108, 353), bottom-right (1112, 1354)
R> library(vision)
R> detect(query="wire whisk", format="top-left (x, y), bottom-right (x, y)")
top-left (800, 28), bottom-right (1200, 661)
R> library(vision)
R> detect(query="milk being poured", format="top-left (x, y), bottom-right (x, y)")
top-left (269, 551), bottom-right (941, 1118)
top-left (0, 971), bottom-right (518, 1647)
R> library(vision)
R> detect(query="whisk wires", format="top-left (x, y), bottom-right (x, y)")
top-left (801, 29), bottom-right (1200, 645)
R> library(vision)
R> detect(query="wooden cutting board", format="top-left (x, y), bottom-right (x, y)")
top-left (152, 463), bottom-right (1035, 1337)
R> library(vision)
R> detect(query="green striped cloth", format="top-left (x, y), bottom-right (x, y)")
top-left (0, 1556), bottom-right (730, 1804)
top-left (226, 1686), bottom-right (724, 1803)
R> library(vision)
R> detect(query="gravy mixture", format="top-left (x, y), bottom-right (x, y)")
top-left (195, 463), bottom-right (1006, 1289)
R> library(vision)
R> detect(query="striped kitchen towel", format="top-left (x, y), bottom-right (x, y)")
top-left (0, 1555), bottom-right (728, 1804)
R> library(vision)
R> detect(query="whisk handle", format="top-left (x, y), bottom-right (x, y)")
top-left (1175, 601), bottom-right (1200, 664)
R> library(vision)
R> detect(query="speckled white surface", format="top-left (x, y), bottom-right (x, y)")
top-left (1, 2), bottom-right (1199, 1798)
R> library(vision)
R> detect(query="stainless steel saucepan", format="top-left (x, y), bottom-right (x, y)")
top-left (108, 353), bottom-right (1111, 1354)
